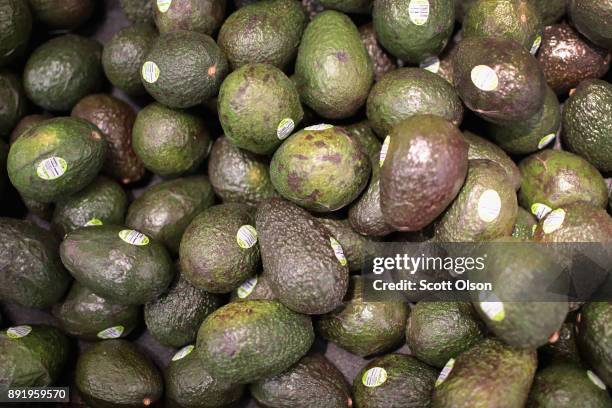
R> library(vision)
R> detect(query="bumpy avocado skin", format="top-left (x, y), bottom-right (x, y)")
top-left (120, 0), bottom-right (155, 23)
top-left (154, 0), bottom-right (226, 36)
top-left (463, 131), bottom-right (521, 190)
top-left (577, 302), bottom-right (612, 387)
top-left (534, 202), bottom-right (612, 242)
top-left (567, 0), bottom-right (612, 49)
top-left (0, 70), bottom-right (27, 137)
top-left (512, 207), bottom-right (537, 240)
top-left (0, 0), bottom-right (32, 67)
top-left (359, 23), bottom-right (397, 82)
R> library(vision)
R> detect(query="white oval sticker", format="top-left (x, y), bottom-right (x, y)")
top-left (142, 61), bottom-right (160, 84)
top-left (542, 209), bottom-right (565, 234)
top-left (330, 237), bottom-right (347, 266)
top-left (277, 118), bottom-right (295, 140)
top-left (237, 276), bottom-right (258, 299)
top-left (420, 56), bottom-right (440, 73)
top-left (587, 370), bottom-right (607, 390)
top-left (157, 0), bottom-right (172, 12)
top-left (530, 35), bottom-right (542, 55)
top-left (531, 203), bottom-right (553, 220)
top-left (537, 133), bottom-right (556, 149)
top-left (478, 189), bottom-right (502, 223)
top-left (471, 65), bottom-right (499, 91)
top-left (409, 0), bottom-right (430, 25)
top-left (379, 136), bottom-right (390, 167)
top-left (362, 367), bottom-right (387, 388)
top-left (6, 325), bottom-right (32, 339)
top-left (435, 358), bottom-right (455, 387)
top-left (236, 225), bottom-right (258, 249)
top-left (172, 345), bottom-right (195, 361)
top-left (304, 124), bottom-right (333, 131)
top-left (119, 229), bottom-right (150, 246)
top-left (97, 326), bottom-right (124, 339)
top-left (36, 157), bottom-right (67, 180)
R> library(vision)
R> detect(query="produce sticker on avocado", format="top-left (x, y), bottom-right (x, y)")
top-left (36, 157), bottom-right (67, 180)
top-left (477, 189), bottom-right (501, 222)
top-left (379, 136), bottom-right (390, 167)
top-left (435, 358), bottom-right (455, 387)
top-left (277, 118), bottom-right (295, 140)
top-left (471, 65), bottom-right (499, 92)
top-left (237, 276), bottom-right (258, 299)
top-left (479, 292), bottom-right (505, 321)
top-left (142, 61), bottom-right (160, 84)
top-left (6, 325), bottom-right (32, 339)
top-left (172, 345), bottom-right (195, 361)
top-left (530, 35), bottom-right (542, 55)
top-left (236, 225), bottom-right (258, 249)
top-left (85, 218), bottom-right (103, 226)
top-left (542, 209), bottom-right (565, 234)
top-left (119, 229), bottom-right (150, 246)
top-left (408, 0), bottom-right (430, 26)
top-left (362, 367), bottom-right (387, 388)
top-left (329, 237), bottom-right (348, 266)
top-left (97, 326), bottom-right (124, 339)
top-left (537, 133), bottom-right (556, 149)
top-left (419, 56), bottom-right (440, 73)
top-left (587, 370), bottom-right (607, 390)
top-left (531, 203), bottom-right (552, 220)
top-left (157, 0), bottom-right (172, 12)
top-left (304, 124), bottom-right (333, 131)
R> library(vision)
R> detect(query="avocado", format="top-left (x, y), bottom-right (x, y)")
top-left (518, 149), bottom-right (608, 218)
top-left (102, 23), bottom-right (158, 97)
top-left (567, 0), bottom-right (612, 49)
top-left (562, 80), bottom-right (612, 172)
top-left (53, 281), bottom-right (140, 341)
top-left (432, 338), bottom-right (537, 408)
top-left (366, 68), bottom-right (464, 138)
top-left (463, 131), bottom-right (521, 190)
top-left (380, 114), bottom-right (468, 231)
top-left (0, 0), bottom-right (32, 67)
top-left (348, 166), bottom-right (395, 237)
top-left (251, 354), bottom-right (352, 408)
top-left (577, 302), bottom-right (612, 387)
top-left (23, 35), bottom-right (102, 111)
top-left (154, 0), bottom-right (226, 35)
top-left (453, 36), bottom-right (546, 125)
top-left (126, 176), bottom-right (215, 254)
top-left (373, 0), bottom-right (455, 64)
top-left (51, 176), bottom-right (128, 238)
top-left (76, 339), bottom-right (164, 408)
top-left (0, 324), bottom-right (70, 387)
top-left (60, 225), bottom-right (173, 305)
top-left (294, 11), bottom-right (373, 119)
top-left (142, 30), bottom-right (228, 109)
top-left (9, 113), bottom-right (52, 144)
top-left (219, 63), bottom-right (304, 155)
top-left (270, 125), bottom-right (370, 212)
top-left (231, 273), bottom-right (277, 303)
top-left (196, 300), bottom-right (315, 384)
top-left (208, 136), bottom-right (278, 206)
top-left (120, 0), bottom-right (155, 24)
top-left (531, 0), bottom-right (566, 25)
top-left (218, 0), bottom-right (307, 70)
top-left (359, 23), bottom-right (397, 82)
top-left (354, 353), bottom-right (437, 408)
top-left (132, 102), bottom-right (211, 177)
top-left (145, 269), bottom-right (222, 348)
top-left (28, 0), bottom-right (93, 29)
top-left (533, 202), bottom-right (612, 242)
top-left (316, 217), bottom-right (376, 272)
top-left (539, 320), bottom-right (582, 366)
top-left (512, 207), bottom-right (537, 240)
top-left (7, 117), bottom-right (107, 203)
top-left (343, 121), bottom-right (382, 165)
top-left (0, 70), bottom-right (26, 137)
top-left (180, 203), bottom-right (259, 293)
top-left (165, 345), bottom-right (245, 408)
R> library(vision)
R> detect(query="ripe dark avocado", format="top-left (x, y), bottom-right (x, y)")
top-left (348, 166), bottom-right (395, 237)
top-left (512, 207), bottom-right (537, 240)
top-left (432, 338), bottom-right (537, 408)
top-left (23, 35), bottom-right (103, 111)
top-left (577, 302), bottom-right (612, 387)
top-left (567, 0), bottom-right (612, 49)
top-left (250, 354), bottom-right (352, 408)
top-left (51, 176), bottom-right (128, 238)
top-left (7, 117), bottom-right (107, 203)
top-left (196, 300), bottom-right (315, 384)
top-left (9, 113), bottom-right (51, 144)
top-left (380, 115), bottom-right (468, 231)
top-left (366, 68), bottom-right (464, 138)
top-left (28, 0), bottom-right (93, 29)
top-left (316, 276), bottom-right (409, 357)
top-left (453, 36), bottom-right (546, 125)
top-left (52, 281), bottom-right (139, 341)
top-left (539, 321), bottom-right (582, 366)
top-left (533, 202), bottom-right (612, 242)
top-left (102, 23), bottom-right (158, 97)
top-left (207, 136), bottom-right (278, 206)
top-left (217, 0), bottom-right (307, 70)
top-left (354, 353), bottom-right (437, 408)
top-left (154, 0), bottom-right (226, 35)
top-left (0, 0), bottom-right (32, 67)
top-left (218, 63), bottom-right (304, 155)
top-left (231, 272), bottom-right (277, 302)
top-left (179, 203), bottom-right (260, 293)
top-left (0, 70), bottom-right (26, 137)
top-left (463, 131), bottom-right (521, 190)
top-left (373, 0), bottom-right (455, 64)
top-left (132, 102), bottom-right (211, 177)
top-left (76, 340), bottom-right (164, 408)
top-left (126, 176), bottom-right (215, 254)
top-left (316, 217), bottom-right (377, 272)
top-left (256, 198), bottom-right (349, 314)
top-left (359, 23), bottom-right (397, 82)
top-left (60, 225), bottom-right (173, 305)
top-left (120, 0), bottom-right (154, 24)
top-left (142, 30), bottom-right (228, 109)
top-left (294, 11), bottom-right (373, 119)
top-left (270, 125), bottom-right (370, 212)
top-left (562, 80), bottom-right (612, 172)
top-left (0, 324), bottom-right (70, 387)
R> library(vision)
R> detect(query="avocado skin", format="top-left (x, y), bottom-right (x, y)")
top-left (562, 80), bottom-right (612, 172)
top-left (23, 35), bottom-right (102, 112)
top-left (0, 70), bottom-right (27, 137)
top-left (317, 276), bottom-right (408, 357)
top-left (319, 0), bottom-right (370, 13)
top-left (453, 36), bottom-right (546, 125)
top-left (354, 353), bottom-right (437, 408)
top-left (154, 0), bottom-right (226, 35)
top-left (165, 349), bottom-right (245, 408)
top-left (0, 324), bottom-right (70, 387)
top-left (463, 131), bottom-right (521, 190)
top-left (366, 68), bottom-right (464, 138)
top-left (256, 198), bottom-right (349, 315)
top-left (180, 203), bottom-right (259, 293)
top-left (534, 202), bottom-right (612, 242)
top-left (518, 149), bottom-right (608, 212)
top-left (380, 115), bottom-right (468, 231)
top-left (359, 23), bottom-right (397, 82)
top-left (577, 302), bottom-right (612, 387)
top-left (126, 176), bottom-right (215, 254)
top-left (316, 218), bottom-right (376, 272)
top-left (0, 0), bottom-right (32, 67)
top-left (28, 0), bottom-right (93, 29)
top-left (539, 321), bottom-right (582, 366)
top-left (219, 63), bottom-right (304, 155)
top-left (52, 281), bottom-right (139, 341)
top-left (294, 11), bottom-right (373, 119)
top-left (208, 136), bottom-right (278, 206)
top-left (250, 354), bottom-right (351, 408)
top-left (7, 117), bottom-right (107, 203)
top-left (231, 272), bottom-right (277, 302)
top-left (76, 339), bottom-right (163, 408)
top-left (270, 126), bottom-right (370, 212)
top-left (432, 338), bottom-right (537, 408)
top-left (9, 113), bottom-right (52, 144)
top-left (512, 207), bottom-right (537, 240)
top-left (51, 176), bottom-right (128, 238)
top-left (102, 24), bottom-right (158, 97)
top-left (348, 167), bottom-right (395, 237)
top-left (60, 225), bottom-right (173, 305)
top-left (567, 0), bottom-right (612, 49)
top-left (120, 0), bottom-right (154, 24)
top-left (531, 0), bottom-right (566, 25)
top-left (343, 121), bottom-right (382, 165)
top-left (196, 300), bottom-right (315, 384)
top-left (145, 270), bottom-right (222, 348)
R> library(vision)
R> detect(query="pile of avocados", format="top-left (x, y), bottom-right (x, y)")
top-left (1, 0), bottom-right (612, 407)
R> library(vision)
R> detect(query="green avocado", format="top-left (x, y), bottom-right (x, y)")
top-left (9, 113), bottom-right (51, 144)
top-left (359, 23), bottom-right (397, 82)
top-left (120, 0), bottom-right (155, 23)
top-left (567, 0), bottom-right (612, 49)
top-left (28, 0), bottom-right (93, 29)
top-left (0, 70), bottom-right (27, 137)
top-left (577, 302), bottom-right (612, 387)
top-left (0, 0), bottom-right (32, 67)
top-left (463, 131), bottom-right (521, 190)
top-left (533, 202), bottom-right (612, 242)
top-left (512, 207), bottom-right (537, 240)
top-left (154, 0), bottom-right (226, 35)
top-left (231, 272), bottom-right (277, 302)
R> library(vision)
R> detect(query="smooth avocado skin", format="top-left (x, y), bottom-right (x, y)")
top-left (23, 35), bottom-right (102, 112)
top-left (28, 0), bottom-right (93, 29)
top-left (0, 70), bottom-right (27, 137)
top-left (0, 0), bottom-right (32, 67)
top-left (120, 0), bottom-right (154, 24)
top-left (7, 117), bottom-right (107, 203)
top-left (154, 0), bottom-right (226, 35)
top-left (463, 131), bottom-right (521, 190)
top-left (354, 354), bottom-right (437, 408)
top-left (218, 63), bottom-right (304, 155)
top-left (577, 302), bottom-right (612, 387)
top-left (366, 68), bottom-right (464, 138)
top-left (534, 202), bottom-right (612, 242)
top-left (250, 354), bottom-right (352, 408)
top-left (75, 340), bottom-right (164, 408)
top-left (126, 176), bottom-right (215, 254)
top-left (60, 225), bottom-right (173, 305)
top-left (196, 300), bottom-right (315, 384)
top-left (179, 203), bottom-right (260, 293)
top-left (294, 11), bottom-right (373, 119)
top-left (142, 30), bottom-right (228, 109)
top-left (348, 168), bottom-right (395, 237)
top-left (567, 0), bottom-right (612, 49)
top-left (380, 115), bottom-right (468, 231)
